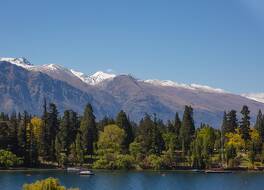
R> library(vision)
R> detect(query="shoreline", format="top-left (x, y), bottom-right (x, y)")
top-left (0, 167), bottom-right (263, 173)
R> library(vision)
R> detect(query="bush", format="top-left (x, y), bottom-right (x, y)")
top-left (93, 154), bottom-right (135, 170)
top-left (145, 154), bottom-right (163, 170)
top-left (116, 154), bottom-right (135, 169)
top-left (93, 158), bottom-right (110, 169)
top-left (0, 149), bottom-right (23, 168)
top-left (23, 177), bottom-right (79, 190)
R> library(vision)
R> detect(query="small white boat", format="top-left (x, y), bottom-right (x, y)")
top-left (79, 170), bottom-right (95, 175)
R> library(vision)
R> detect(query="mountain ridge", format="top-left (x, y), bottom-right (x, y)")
top-left (1, 57), bottom-right (264, 127)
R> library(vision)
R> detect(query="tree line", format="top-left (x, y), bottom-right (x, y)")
top-left (1, 101), bottom-right (264, 170)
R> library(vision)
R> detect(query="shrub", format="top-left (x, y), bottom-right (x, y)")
top-left (0, 149), bottom-right (23, 168)
top-left (23, 177), bottom-right (79, 190)
top-left (116, 154), bottom-right (135, 169)
top-left (145, 154), bottom-right (163, 170)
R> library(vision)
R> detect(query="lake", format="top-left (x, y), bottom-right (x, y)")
top-left (0, 170), bottom-right (264, 190)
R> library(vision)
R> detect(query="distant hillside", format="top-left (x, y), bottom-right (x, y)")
top-left (1, 57), bottom-right (264, 127)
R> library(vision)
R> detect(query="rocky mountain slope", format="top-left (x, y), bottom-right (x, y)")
top-left (0, 57), bottom-right (263, 127)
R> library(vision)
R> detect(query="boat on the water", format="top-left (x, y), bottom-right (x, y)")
top-left (79, 170), bottom-right (95, 175)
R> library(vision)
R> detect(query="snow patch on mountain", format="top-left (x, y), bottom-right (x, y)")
top-left (0, 57), bottom-right (34, 69)
top-left (241, 93), bottom-right (264, 103)
top-left (71, 70), bottom-right (116, 85)
top-left (144, 79), bottom-right (226, 93)
top-left (89, 71), bottom-right (116, 85)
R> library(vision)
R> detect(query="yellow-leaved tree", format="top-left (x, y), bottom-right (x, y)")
top-left (23, 177), bottom-right (79, 190)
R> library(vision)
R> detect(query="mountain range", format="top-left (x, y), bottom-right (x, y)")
top-left (0, 57), bottom-right (263, 127)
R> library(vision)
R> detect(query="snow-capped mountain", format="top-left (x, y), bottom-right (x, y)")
top-left (71, 70), bottom-right (116, 86)
top-left (0, 57), bottom-right (34, 69)
top-left (0, 57), bottom-right (116, 87)
top-left (144, 79), bottom-right (226, 93)
top-left (1, 56), bottom-right (264, 127)
top-left (241, 93), bottom-right (264, 104)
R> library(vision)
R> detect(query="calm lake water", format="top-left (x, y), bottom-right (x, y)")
top-left (0, 170), bottom-right (264, 190)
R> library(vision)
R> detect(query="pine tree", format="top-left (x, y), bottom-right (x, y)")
top-left (46, 103), bottom-right (59, 161)
top-left (222, 111), bottom-right (228, 135)
top-left (80, 104), bottom-right (97, 158)
top-left (138, 114), bottom-right (164, 155)
top-left (167, 120), bottom-right (175, 133)
top-left (40, 99), bottom-right (48, 159)
top-left (226, 110), bottom-right (238, 133)
top-left (174, 112), bottom-right (181, 137)
top-left (180, 106), bottom-right (195, 153)
top-left (54, 136), bottom-right (63, 166)
top-left (97, 116), bottom-right (115, 131)
top-left (116, 110), bottom-right (134, 152)
top-left (9, 112), bottom-right (19, 154)
top-left (75, 133), bottom-right (84, 165)
top-left (17, 111), bottom-right (30, 163)
top-left (58, 110), bottom-right (71, 153)
top-left (26, 122), bottom-right (38, 166)
top-left (240, 105), bottom-right (251, 141)
top-left (56, 110), bottom-right (78, 156)
top-left (255, 110), bottom-right (264, 142)
top-left (0, 121), bottom-right (11, 150)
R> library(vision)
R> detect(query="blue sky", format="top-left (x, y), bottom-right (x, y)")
top-left (0, 0), bottom-right (263, 94)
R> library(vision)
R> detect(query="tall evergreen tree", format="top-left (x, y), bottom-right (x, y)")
top-left (167, 120), bottom-right (175, 133)
top-left (240, 105), bottom-right (251, 141)
top-left (180, 106), bottom-right (195, 153)
top-left (116, 110), bottom-right (134, 152)
top-left (226, 110), bottom-right (238, 133)
top-left (222, 111), bottom-right (228, 135)
top-left (80, 104), bottom-right (97, 157)
top-left (56, 110), bottom-right (79, 155)
top-left (57, 110), bottom-right (71, 153)
top-left (75, 132), bottom-right (84, 165)
top-left (137, 114), bottom-right (164, 155)
top-left (17, 111), bottom-right (29, 162)
top-left (25, 122), bottom-right (38, 166)
top-left (255, 110), bottom-right (264, 142)
top-left (0, 121), bottom-right (11, 150)
top-left (40, 99), bottom-right (48, 159)
top-left (97, 116), bottom-right (115, 131)
top-left (174, 112), bottom-right (181, 137)
top-left (9, 112), bottom-right (19, 154)
top-left (46, 103), bottom-right (59, 161)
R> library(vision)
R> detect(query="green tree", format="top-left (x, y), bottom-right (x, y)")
top-left (129, 141), bottom-right (143, 162)
top-left (180, 106), bottom-right (195, 153)
top-left (116, 110), bottom-right (134, 153)
top-left (174, 112), bottom-right (181, 137)
top-left (93, 125), bottom-right (125, 169)
top-left (226, 145), bottom-right (237, 167)
top-left (226, 110), bottom-right (238, 133)
top-left (0, 121), bottom-right (12, 150)
top-left (26, 122), bottom-right (38, 166)
top-left (255, 110), bottom-right (264, 142)
top-left (17, 111), bottom-right (29, 162)
top-left (137, 114), bottom-right (164, 155)
top-left (191, 125), bottom-right (216, 169)
top-left (80, 104), bottom-right (97, 158)
top-left (57, 110), bottom-right (72, 154)
top-left (222, 111), bottom-right (228, 135)
top-left (46, 103), bottom-right (59, 161)
top-left (240, 105), bottom-right (251, 141)
top-left (75, 133), bottom-right (84, 165)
